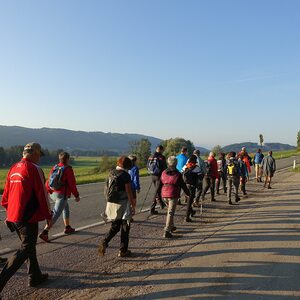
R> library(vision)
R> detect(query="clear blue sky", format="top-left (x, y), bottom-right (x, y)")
top-left (0, 0), bottom-right (299, 148)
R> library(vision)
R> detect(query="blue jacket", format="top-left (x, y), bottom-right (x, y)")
top-left (129, 165), bottom-right (140, 191)
top-left (254, 152), bottom-right (264, 164)
top-left (176, 154), bottom-right (188, 172)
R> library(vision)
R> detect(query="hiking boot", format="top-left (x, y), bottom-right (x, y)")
top-left (211, 198), bottom-right (216, 202)
top-left (228, 200), bottom-right (233, 205)
top-left (64, 226), bottom-right (75, 234)
top-left (118, 250), bottom-right (132, 257)
top-left (39, 231), bottom-right (49, 243)
top-left (98, 242), bottom-right (107, 256)
top-left (235, 197), bottom-right (241, 202)
top-left (163, 231), bottom-right (173, 238)
top-left (0, 257), bottom-right (7, 264)
top-left (184, 217), bottom-right (192, 223)
top-left (171, 226), bottom-right (177, 232)
top-left (267, 186), bottom-right (272, 189)
top-left (28, 273), bottom-right (49, 287)
top-left (150, 209), bottom-right (158, 215)
top-left (191, 209), bottom-right (196, 217)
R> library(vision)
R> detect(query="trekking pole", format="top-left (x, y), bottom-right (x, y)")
top-left (139, 181), bottom-right (152, 212)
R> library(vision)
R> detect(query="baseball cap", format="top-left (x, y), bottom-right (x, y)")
top-left (23, 142), bottom-right (45, 156)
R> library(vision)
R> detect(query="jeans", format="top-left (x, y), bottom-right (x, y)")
top-left (195, 180), bottom-right (203, 202)
top-left (0, 222), bottom-right (42, 292)
top-left (103, 220), bottom-right (130, 252)
top-left (163, 198), bottom-right (177, 232)
top-left (50, 192), bottom-right (70, 224)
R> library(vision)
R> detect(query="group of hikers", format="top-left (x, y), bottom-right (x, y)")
top-left (0, 142), bottom-right (276, 295)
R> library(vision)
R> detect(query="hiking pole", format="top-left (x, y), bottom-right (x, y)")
top-left (139, 181), bottom-right (152, 212)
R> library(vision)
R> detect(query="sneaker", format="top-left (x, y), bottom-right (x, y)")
top-left (64, 226), bottom-right (75, 234)
top-left (163, 231), bottom-right (173, 238)
top-left (171, 226), bottom-right (177, 232)
top-left (150, 209), bottom-right (158, 215)
top-left (28, 273), bottom-right (49, 287)
top-left (39, 231), bottom-right (49, 243)
top-left (0, 257), bottom-right (7, 264)
top-left (118, 250), bottom-right (132, 257)
top-left (98, 242), bottom-right (106, 256)
top-left (184, 217), bottom-right (192, 223)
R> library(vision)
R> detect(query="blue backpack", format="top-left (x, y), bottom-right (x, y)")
top-left (49, 165), bottom-right (67, 190)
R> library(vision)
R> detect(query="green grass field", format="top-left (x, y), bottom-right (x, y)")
top-left (0, 156), bottom-right (148, 194)
top-left (1, 150), bottom-right (299, 194)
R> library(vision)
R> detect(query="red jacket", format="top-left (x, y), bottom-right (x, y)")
top-left (2, 158), bottom-right (52, 223)
top-left (46, 163), bottom-right (79, 198)
top-left (207, 156), bottom-right (218, 179)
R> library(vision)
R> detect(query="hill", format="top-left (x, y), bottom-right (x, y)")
top-left (222, 142), bottom-right (295, 153)
top-left (0, 125), bottom-right (163, 153)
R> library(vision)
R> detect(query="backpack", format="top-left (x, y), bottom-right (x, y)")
top-left (182, 167), bottom-right (198, 186)
top-left (227, 162), bottom-right (238, 176)
top-left (217, 159), bottom-right (224, 172)
top-left (49, 165), bottom-right (68, 190)
top-left (147, 155), bottom-right (161, 175)
top-left (104, 169), bottom-right (127, 203)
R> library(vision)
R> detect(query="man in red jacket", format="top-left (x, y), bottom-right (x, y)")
top-left (0, 142), bottom-right (52, 293)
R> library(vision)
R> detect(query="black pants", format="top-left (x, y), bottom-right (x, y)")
top-left (202, 177), bottom-right (216, 200)
top-left (195, 180), bottom-right (203, 202)
top-left (104, 220), bottom-right (130, 252)
top-left (0, 222), bottom-right (41, 292)
top-left (150, 175), bottom-right (164, 211)
top-left (186, 185), bottom-right (196, 218)
top-left (216, 171), bottom-right (227, 193)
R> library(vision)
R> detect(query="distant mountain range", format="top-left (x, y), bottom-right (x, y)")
top-left (0, 125), bottom-right (295, 154)
top-left (222, 142), bottom-right (295, 153)
top-left (0, 125), bottom-right (162, 153)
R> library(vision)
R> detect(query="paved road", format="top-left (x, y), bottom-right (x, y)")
top-left (0, 155), bottom-right (298, 255)
top-left (1, 164), bottom-right (299, 299)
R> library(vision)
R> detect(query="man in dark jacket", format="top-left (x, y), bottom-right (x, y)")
top-left (147, 145), bottom-right (167, 215)
top-left (0, 143), bottom-right (52, 293)
top-left (261, 151), bottom-right (276, 189)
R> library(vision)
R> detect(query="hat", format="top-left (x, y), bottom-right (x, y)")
top-left (23, 142), bottom-right (44, 156)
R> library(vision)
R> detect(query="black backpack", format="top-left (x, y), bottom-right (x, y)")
top-left (183, 167), bottom-right (198, 186)
top-left (104, 169), bottom-right (127, 203)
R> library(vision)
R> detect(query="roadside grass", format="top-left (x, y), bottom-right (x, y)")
top-left (1, 150), bottom-right (299, 193)
top-left (0, 156), bottom-right (148, 194)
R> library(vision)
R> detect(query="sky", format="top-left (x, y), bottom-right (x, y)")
top-left (0, 0), bottom-right (299, 148)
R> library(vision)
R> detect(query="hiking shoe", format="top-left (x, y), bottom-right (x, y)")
top-left (28, 273), bottom-right (49, 287)
top-left (228, 200), bottom-right (233, 205)
top-left (0, 257), bottom-right (7, 264)
top-left (64, 226), bottom-right (75, 234)
top-left (235, 197), bottom-right (241, 202)
top-left (184, 217), bottom-right (192, 223)
top-left (171, 226), bottom-right (177, 232)
top-left (211, 198), bottom-right (216, 202)
top-left (267, 186), bottom-right (272, 189)
top-left (118, 250), bottom-right (132, 257)
top-left (150, 209), bottom-right (158, 215)
top-left (98, 242), bottom-right (106, 256)
top-left (39, 231), bottom-right (49, 243)
top-left (163, 231), bottom-right (173, 238)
